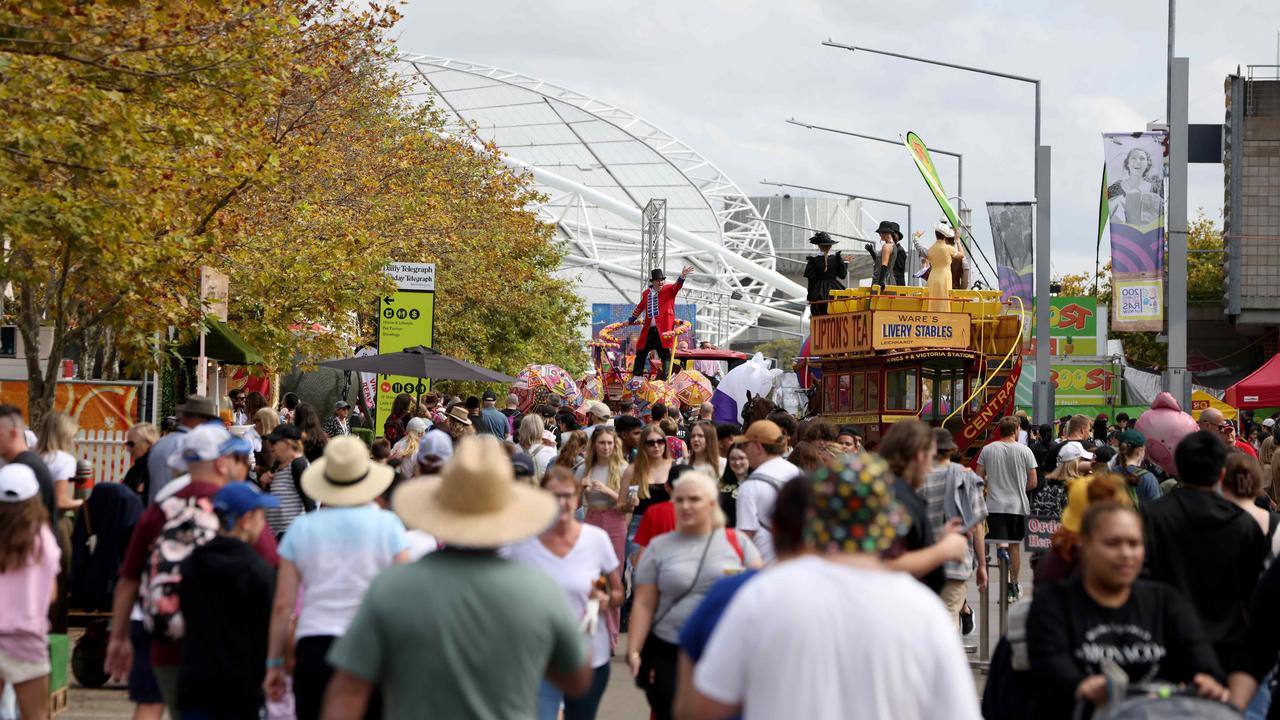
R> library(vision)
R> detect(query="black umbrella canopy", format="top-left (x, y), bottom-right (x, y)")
top-left (319, 346), bottom-right (517, 383)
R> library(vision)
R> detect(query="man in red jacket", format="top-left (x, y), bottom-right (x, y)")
top-left (628, 266), bottom-right (693, 380)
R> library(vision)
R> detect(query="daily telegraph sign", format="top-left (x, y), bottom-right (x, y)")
top-left (811, 310), bottom-right (971, 355)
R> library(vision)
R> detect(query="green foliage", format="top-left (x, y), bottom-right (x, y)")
top-left (753, 338), bottom-right (802, 367)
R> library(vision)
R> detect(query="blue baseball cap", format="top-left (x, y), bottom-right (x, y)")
top-left (219, 435), bottom-right (254, 458)
top-left (212, 482), bottom-right (279, 529)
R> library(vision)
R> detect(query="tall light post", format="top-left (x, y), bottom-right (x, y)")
top-left (760, 179), bottom-right (913, 279)
top-left (824, 39), bottom-right (1053, 425)
top-left (785, 117), bottom-right (963, 201)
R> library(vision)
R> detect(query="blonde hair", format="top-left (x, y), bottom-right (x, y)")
top-left (672, 470), bottom-right (726, 529)
top-left (583, 427), bottom-right (627, 493)
top-left (128, 422), bottom-right (160, 446)
top-left (36, 411), bottom-right (77, 455)
top-left (1047, 457), bottom-right (1089, 483)
top-left (518, 414), bottom-right (545, 453)
top-left (253, 408), bottom-right (279, 437)
top-left (632, 423), bottom-right (672, 499)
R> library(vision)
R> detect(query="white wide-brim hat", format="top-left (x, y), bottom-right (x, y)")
top-left (393, 435), bottom-right (557, 548)
top-left (301, 436), bottom-right (395, 507)
top-left (933, 221), bottom-right (955, 239)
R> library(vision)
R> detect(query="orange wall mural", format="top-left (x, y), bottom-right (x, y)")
top-left (0, 381), bottom-right (140, 431)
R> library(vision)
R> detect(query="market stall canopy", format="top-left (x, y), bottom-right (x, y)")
top-left (1190, 390), bottom-right (1237, 422)
top-left (1224, 354), bottom-right (1280, 408)
top-left (319, 346), bottom-right (516, 383)
top-left (178, 318), bottom-right (264, 365)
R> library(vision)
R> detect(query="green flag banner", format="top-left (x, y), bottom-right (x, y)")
top-left (1096, 163), bottom-right (1109, 251)
top-left (904, 131), bottom-right (960, 231)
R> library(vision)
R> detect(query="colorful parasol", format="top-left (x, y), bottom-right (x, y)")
top-left (668, 370), bottom-right (713, 407)
top-left (510, 364), bottom-right (582, 413)
top-left (578, 373), bottom-right (604, 402)
top-left (637, 379), bottom-right (679, 409)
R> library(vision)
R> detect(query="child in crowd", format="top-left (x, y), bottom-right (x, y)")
top-left (0, 464), bottom-right (61, 720)
top-left (177, 482), bottom-right (278, 719)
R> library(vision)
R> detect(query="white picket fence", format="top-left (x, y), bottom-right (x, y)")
top-left (77, 429), bottom-right (131, 486)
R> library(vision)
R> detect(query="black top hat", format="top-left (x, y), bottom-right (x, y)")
top-left (874, 221), bottom-right (903, 241)
top-left (649, 268), bottom-right (666, 282)
top-left (809, 231), bottom-right (835, 246)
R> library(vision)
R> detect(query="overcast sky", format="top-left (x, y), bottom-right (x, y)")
top-left (397, 0), bottom-right (1280, 281)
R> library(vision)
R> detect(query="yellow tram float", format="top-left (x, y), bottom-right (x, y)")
top-left (807, 285), bottom-right (1025, 464)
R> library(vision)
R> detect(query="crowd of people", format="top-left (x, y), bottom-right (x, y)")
top-left (4, 388), bottom-right (1280, 719)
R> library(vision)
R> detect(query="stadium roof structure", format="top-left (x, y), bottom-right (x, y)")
top-left (397, 55), bottom-right (807, 344)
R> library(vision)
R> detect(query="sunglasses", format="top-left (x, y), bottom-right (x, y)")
top-left (644, 438), bottom-right (665, 447)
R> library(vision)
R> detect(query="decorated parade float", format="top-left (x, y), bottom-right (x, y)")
top-left (805, 285), bottom-right (1024, 462)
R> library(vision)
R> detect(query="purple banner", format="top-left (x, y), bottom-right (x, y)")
top-left (1104, 132), bottom-right (1166, 331)
top-left (987, 202), bottom-right (1034, 306)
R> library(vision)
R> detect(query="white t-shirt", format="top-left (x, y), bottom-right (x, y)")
top-left (504, 525), bottom-right (619, 667)
top-left (733, 457), bottom-right (799, 564)
top-left (42, 450), bottom-right (76, 483)
top-left (278, 505), bottom-right (408, 639)
top-left (694, 556), bottom-right (981, 720)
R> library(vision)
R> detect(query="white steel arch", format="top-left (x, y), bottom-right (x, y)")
top-left (397, 55), bottom-right (805, 344)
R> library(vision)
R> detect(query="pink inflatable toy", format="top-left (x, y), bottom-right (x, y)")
top-left (1134, 392), bottom-right (1198, 477)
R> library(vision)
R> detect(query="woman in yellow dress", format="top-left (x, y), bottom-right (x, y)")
top-left (922, 222), bottom-right (964, 312)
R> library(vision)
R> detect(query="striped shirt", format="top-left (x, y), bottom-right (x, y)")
top-left (648, 288), bottom-right (659, 321)
top-left (268, 460), bottom-right (308, 537)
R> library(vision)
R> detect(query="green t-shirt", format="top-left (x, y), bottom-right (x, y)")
top-left (327, 550), bottom-right (586, 720)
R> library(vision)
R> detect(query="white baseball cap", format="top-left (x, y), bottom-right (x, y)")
top-left (0, 464), bottom-right (39, 503)
top-left (1058, 441), bottom-right (1095, 464)
top-left (169, 424), bottom-right (233, 472)
top-left (1264, 418), bottom-right (1275, 428)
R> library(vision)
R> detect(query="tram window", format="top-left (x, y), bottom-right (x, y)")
top-left (886, 368), bottom-right (917, 411)
top-left (824, 374), bottom-right (839, 413)
top-left (867, 373), bottom-right (879, 411)
top-left (838, 374), bottom-right (851, 412)
top-left (850, 372), bottom-right (866, 411)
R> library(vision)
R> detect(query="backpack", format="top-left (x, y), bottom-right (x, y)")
top-left (140, 495), bottom-right (220, 641)
top-left (1030, 480), bottom-right (1068, 520)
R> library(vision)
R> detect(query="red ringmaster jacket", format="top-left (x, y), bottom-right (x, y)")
top-left (629, 277), bottom-right (684, 350)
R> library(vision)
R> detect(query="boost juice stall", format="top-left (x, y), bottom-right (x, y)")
top-left (809, 286), bottom-right (1023, 459)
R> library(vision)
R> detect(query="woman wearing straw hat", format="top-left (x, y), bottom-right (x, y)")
top-left (627, 471), bottom-right (760, 720)
top-left (324, 435), bottom-right (592, 719)
top-left (263, 437), bottom-right (407, 720)
top-left (507, 466), bottom-right (624, 720)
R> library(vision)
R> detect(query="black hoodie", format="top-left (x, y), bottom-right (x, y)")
top-left (178, 535), bottom-right (275, 715)
top-left (1141, 487), bottom-right (1266, 668)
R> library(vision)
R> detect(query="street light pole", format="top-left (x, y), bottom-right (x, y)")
top-left (785, 118), bottom-right (964, 200)
top-left (824, 39), bottom-right (1051, 424)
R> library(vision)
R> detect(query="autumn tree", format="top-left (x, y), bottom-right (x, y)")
top-left (0, 0), bottom-right (400, 422)
top-left (1, 0), bottom-right (585, 423)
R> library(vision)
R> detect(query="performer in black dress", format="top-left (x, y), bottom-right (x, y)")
top-left (804, 231), bottom-right (847, 316)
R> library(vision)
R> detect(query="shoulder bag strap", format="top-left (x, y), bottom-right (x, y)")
top-left (651, 532), bottom-right (715, 629)
top-left (725, 528), bottom-right (744, 564)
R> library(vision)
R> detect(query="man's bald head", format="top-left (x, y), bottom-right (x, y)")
top-left (1199, 407), bottom-right (1225, 433)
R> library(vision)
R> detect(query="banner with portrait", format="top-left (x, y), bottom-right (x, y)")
top-left (1103, 132), bottom-right (1166, 332)
top-left (986, 202), bottom-right (1034, 308)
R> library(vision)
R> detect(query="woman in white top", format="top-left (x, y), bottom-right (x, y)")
top-left (36, 412), bottom-right (81, 515)
top-left (507, 466), bottom-right (623, 720)
top-left (265, 437), bottom-right (407, 720)
top-left (518, 414), bottom-right (557, 481)
top-left (577, 427), bottom-right (631, 647)
top-left (686, 422), bottom-right (725, 479)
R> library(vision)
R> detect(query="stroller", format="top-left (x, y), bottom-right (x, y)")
top-left (1073, 659), bottom-right (1241, 720)
top-left (69, 482), bottom-right (142, 688)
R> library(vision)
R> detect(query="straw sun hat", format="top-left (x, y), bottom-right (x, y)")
top-left (393, 434), bottom-right (557, 548)
top-left (301, 436), bottom-right (395, 507)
